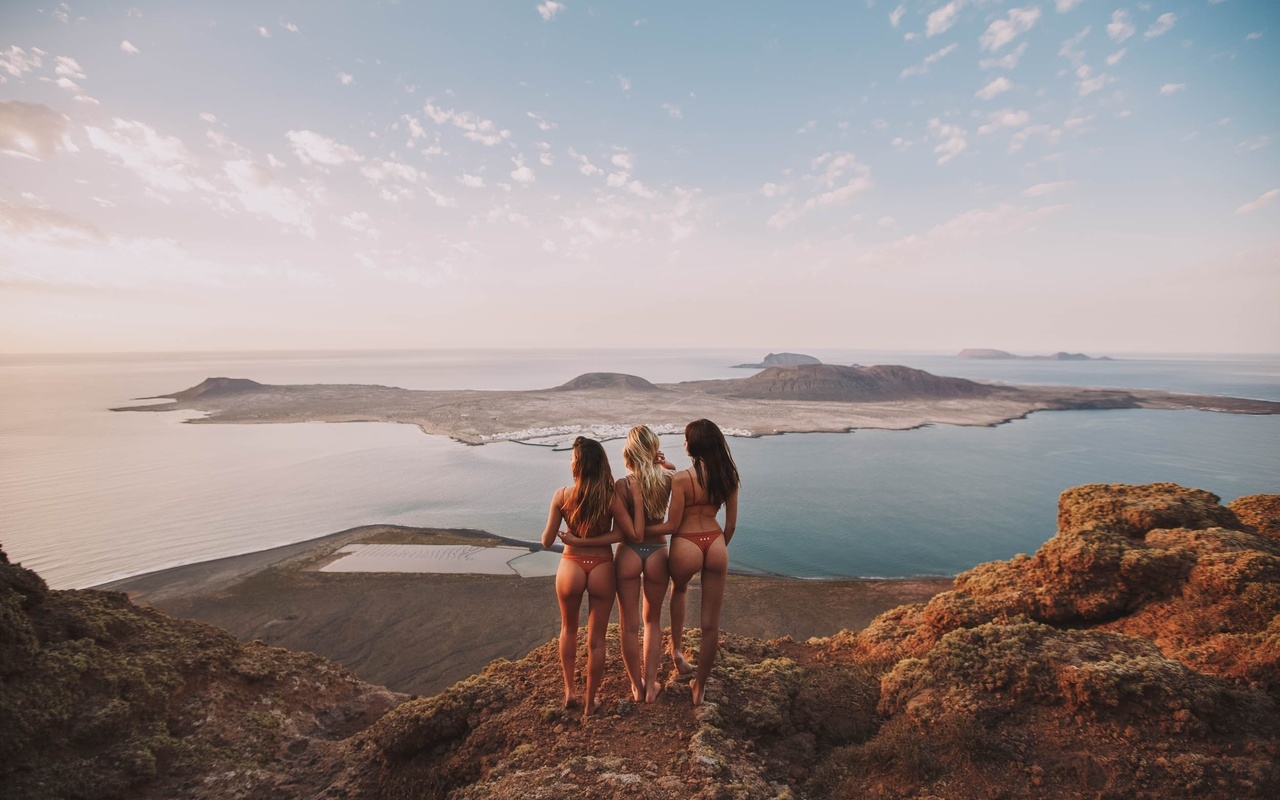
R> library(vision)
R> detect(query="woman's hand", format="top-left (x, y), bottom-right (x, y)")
top-left (558, 530), bottom-right (589, 547)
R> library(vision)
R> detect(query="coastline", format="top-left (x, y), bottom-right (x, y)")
top-left (98, 524), bottom-right (952, 697)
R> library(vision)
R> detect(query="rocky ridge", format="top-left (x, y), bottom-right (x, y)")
top-left (3, 483), bottom-right (1278, 799)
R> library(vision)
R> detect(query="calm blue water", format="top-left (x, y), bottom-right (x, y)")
top-left (1, 349), bottom-right (1277, 588)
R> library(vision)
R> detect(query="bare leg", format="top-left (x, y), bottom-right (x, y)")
top-left (554, 559), bottom-right (587, 708)
top-left (614, 547), bottom-right (645, 702)
top-left (668, 537), bottom-right (702, 676)
top-left (691, 537), bottom-right (728, 706)
top-left (583, 561), bottom-right (617, 719)
top-left (642, 550), bottom-right (670, 702)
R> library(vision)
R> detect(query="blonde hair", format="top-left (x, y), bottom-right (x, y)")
top-left (565, 437), bottom-right (614, 536)
top-left (623, 425), bottom-right (672, 521)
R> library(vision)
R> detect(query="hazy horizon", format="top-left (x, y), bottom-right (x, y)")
top-left (2, 1), bottom-right (1277, 354)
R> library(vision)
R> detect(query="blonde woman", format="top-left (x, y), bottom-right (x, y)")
top-left (649, 419), bottom-right (740, 706)
top-left (615, 425), bottom-right (677, 704)
top-left (542, 436), bottom-right (643, 717)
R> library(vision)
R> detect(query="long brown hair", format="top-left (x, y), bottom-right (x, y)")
top-left (685, 419), bottom-right (739, 507)
top-left (623, 425), bottom-right (672, 521)
top-left (564, 437), bottom-right (615, 535)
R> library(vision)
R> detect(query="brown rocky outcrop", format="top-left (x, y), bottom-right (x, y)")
top-left (3, 483), bottom-right (1278, 799)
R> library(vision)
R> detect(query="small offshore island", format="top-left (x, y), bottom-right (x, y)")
top-left (113, 363), bottom-right (1280, 445)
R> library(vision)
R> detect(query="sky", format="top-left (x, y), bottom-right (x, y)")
top-left (1, 0), bottom-right (1277, 355)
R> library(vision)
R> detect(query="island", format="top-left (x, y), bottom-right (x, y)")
top-left (733, 351), bottom-right (823, 368)
top-left (112, 363), bottom-right (1280, 445)
top-left (958, 348), bottom-right (1114, 360)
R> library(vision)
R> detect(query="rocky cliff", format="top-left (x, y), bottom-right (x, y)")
top-left (3, 483), bottom-right (1278, 799)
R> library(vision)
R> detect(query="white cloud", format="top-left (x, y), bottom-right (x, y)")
top-left (879, 216), bottom-right (896, 228)
top-left (361, 158), bottom-right (423, 184)
top-left (224, 160), bottom-right (313, 235)
top-left (611, 152), bottom-right (634, 171)
top-left (1059, 26), bottom-right (1090, 68)
top-left (803, 152), bottom-right (872, 210)
top-left (1075, 65), bottom-right (1113, 96)
top-left (1246, 31), bottom-right (1262, 41)
top-left (537, 2), bottom-right (565, 21)
top-left (340, 211), bottom-right (379, 237)
top-left (527, 111), bottom-right (557, 131)
top-left (663, 102), bottom-right (683, 119)
top-left (54, 56), bottom-right (85, 79)
top-left (423, 101), bottom-right (512, 146)
top-left (1106, 48), bottom-right (1126, 65)
top-left (53, 3), bottom-right (71, 25)
top-left (1107, 11), bottom-right (1134, 43)
top-left (538, 151), bottom-right (553, 166)
top-left (980, 42), bottom-right (1028, 69)
top-left (86, 118), bottom-right (210, 192)
top-left (1023, 180), bottom-right (1077, 197)
top-left (926, 1), bottom-right (963, 37)
top-left (0, 46), bottom-right (44, 80)
top-left (902, 43), bottom-right (958, 77)
top-left (285, 130), bottom-right (364, 166)
top-left (0, 100), bottom-right (73, 160)
top-left (890, 5), bottom-right (906, 28)
top-left (627, 180), bottom-right (656, 199)
top-left (199, 112), bottom-right (218, 124)
top-left (1055, 0), bottom-right (1085, 11)
top-left (980, 7), bottom-right (1041, 52)
top-left (0, 200), bottom-right (104, 246)
top-left (458, 173), bottom-right (485, 188)
top-left (606, 171), bottom-right (629, 188)
top-left (1009, 124), bottom-right (1060, 153)
top-left (337, 72), bottom-right (355, 85)
top-left (929, 118), bottom-right (967, 164)
top-left (1145, 13), bottom-right (1177, 39)
top-left (761, 182), bottom-right (783, 198)
top-left (258, 26), bottom-right (271, 38)
top-left (54, 77), bottom-right (82, 93)
top-left (120, 40), bottom-right (140, 55)
top-left (797, 120), bottom-right (818, 133)
top-left (975, 76), bottom-right (1013, 100)
top-left (856, 204), bottom-right (1067, 268)
top-left (978, 109), bottom-right (1030, 135)
top-left (1238, 135), bottom-right (1269, 152)
top-left (280, 19), bottom-right (299, 33)
top-left (568, 148), bottom-right (601, 176)
top-left (618, 75), bottom-right (631, 92)
top-left (1159, 83), bottom-right (1186, 96)
top-left (1235, 189), bottom-right (1278, 214)
top-left (510, 155), bottom-right (536, 184)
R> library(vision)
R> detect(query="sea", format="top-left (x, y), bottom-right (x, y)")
top-left (2, 349), bottom-right (1277, 589)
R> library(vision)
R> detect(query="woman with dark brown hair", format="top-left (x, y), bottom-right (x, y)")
top-left (649, 419), bottom-right (740, 705)
top-left (541, 436), bottom-right (643, 717)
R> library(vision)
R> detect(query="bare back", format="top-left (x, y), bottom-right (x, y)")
top-left (676, 467), bottom-right (723, 534)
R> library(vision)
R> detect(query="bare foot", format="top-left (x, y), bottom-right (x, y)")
top-left (582, 697), bottom-right (604, 721)
top-left (673, 651), bottom-right (695, 676)
top-left (645, 681), bottom-right (663, 704)
top-left (690, 678), bottom-right (706, 706)
top-left (564, 693), bottom-right (581, 710)
top-left (630, 681), bottom-right (645, 703)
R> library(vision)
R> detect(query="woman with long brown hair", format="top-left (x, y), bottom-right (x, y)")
top-left (541, 436), bottom-right (643, 717)
top-left (614, 425), bottom-right (676, 704)
top-left (649, 419), bottom-right (740, 706)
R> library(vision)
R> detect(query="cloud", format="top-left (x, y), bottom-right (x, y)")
top-left (1074, 65), bottom-right (1113, 96)
top-left (1238, 135), bottom-right (1269, 152)
top-left (761, 182), bottom-right (784, 198)
top-left (527, 111), bottom-right (557, 131)
top-left (1145, 13), bottom-right (1177, 39)
top-left (423, 101), bottom-right (512, 146)
top-left (200, 112), bottom-right (218, 124)
top-left (618, 75), bottom-right (631, 92)
top-left (1246, 31), bottom-right (1262, 41)
top-left (0, 46), bottom-right (44, 81)
top-left (54, 56), bottom-right (86, 79)
top-left (223, 160), bottom-right (314, 235)
top-left (1106, 48), bottom-right (1126, 65)
top-left (980, 42), bottom-right (1028, 70)
top-left (337, 72), bottom-right (355, 85)
top-left (977, 109), bottom-right (1030, 135)
top-left (538, 151), bottom-right (553, 166)
top-left (980, 7), bottom-right (1041, 52)
top-left (86, 118), bottom-right (210, 192)
top-left (258, 26), bottom-right (271, 38)
top-left (361, 158), bottom-right (423, 184)
top-left (1235, 189), bottom-right (1278, 215)
top-left (536, 2), bottom-right (565, 21)
top-left (280, 19), bottom-right (299, 33)
top-left (926, 1), bottom-right (963, 37)
top-left (459, 173), bottom-right (485, 188)
top-left (120, 40), bottom-right (140, 55)
top-left (803, 152), bottom-right (872, 210)
top-left (856, 204), bottom-right (1067, 268)
top-left (611, 152), bottom-right (635, 171)
top-left (0, 101), bottom-right (73, 160)
top-left (0, 200), bottom-right (105, 246)
top-left (663, 102), bottom-right (683, 119)
top-left (285, 130), bottom-right (364, 166)
top-left (339, 211), bottom-right (379, 238)
top-left (1159, 83), bottom-right (1186, 95)
top-left (975, 76), bottom-right (1013, 100)
top-left (606, 171), bottom-right (629, 188)
top-left (510, 155), bottom-right (536, 184)
top-left (890, 5), bottom-right (906, 28)
top-left (928, 118), bottom-right (967, 164)
top-left (568, 148), bottom-right (601, 176)
top-left (797, 120), bottom-right (818, 133)
top-left (1107, 11), bottom-right (1134, 43)
top-left (1055, 0), bottom-right (1085, 10)
top-left (902, 43), bottom-right (958, 77)
top-left (1023, 180), bottom-right (1078, 197)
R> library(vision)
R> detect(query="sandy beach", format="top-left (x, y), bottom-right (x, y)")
top-left (100, 525), bottom-right (951, 697)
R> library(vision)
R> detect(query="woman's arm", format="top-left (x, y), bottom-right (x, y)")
top-left (722, 488), bottom-right (739, 545)
top-left (620, 478), bottom-right (644, 542)
top-left (540, 488), bottom-right (565, 549)
top-left (647, 470), bottom-right (688, 537)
